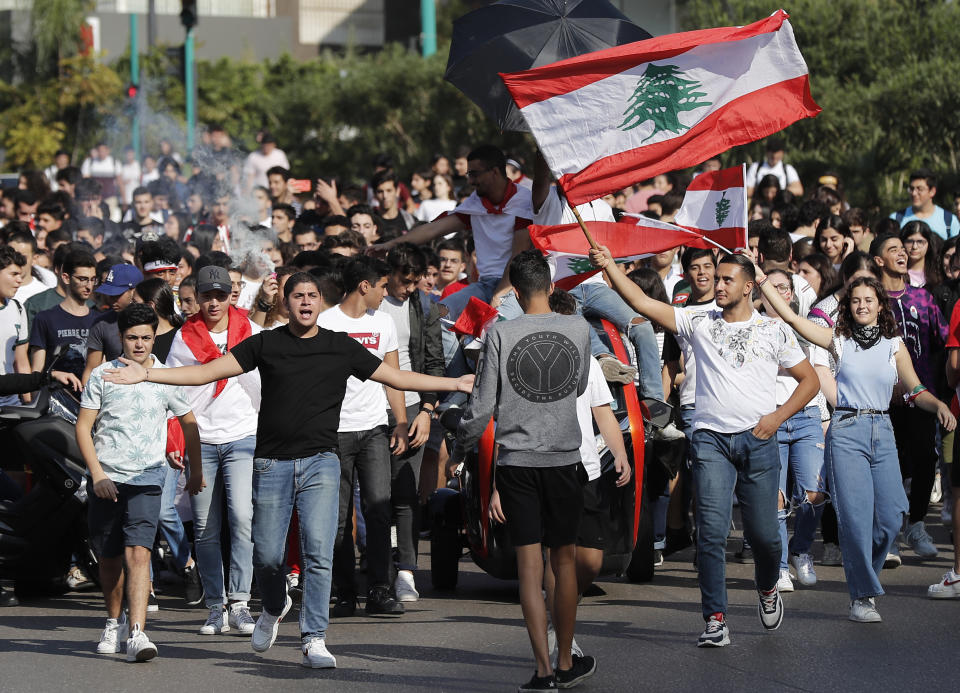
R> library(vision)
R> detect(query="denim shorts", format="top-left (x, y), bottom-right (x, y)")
top-left (88, 482), bottom-right (162, 559)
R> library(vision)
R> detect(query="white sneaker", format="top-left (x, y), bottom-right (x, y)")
top-left (302, 637), bottom-right (337, 668)
top-left (571, 636), bottom-right (582, 658)
top-left (546, 620), bottom-right (558, 665)
top-left (394, 570), bottom-right (420, 603)
top-left (776, 568), bottom-right (794, 593)
top-left (228, 601), bottom-right (256, 635)
top-left (653, 422), bottom-right (686, 442)
top-left (67, 565), bottom-right (93, 591)
top-left (286, 573), bottom-right (300, 593)
top-left (883, 543), bottom-right (902, 569)
top-left (126, 624), bottom-right (158, 662)
top-left (904, 521), bottom-right (939, 558)
top-left (931, 473), bottom-right (942, 504)
top-left (849, 597), bottom-right (881, 623)
top-left (251, 593), bottom-right (292, 653)
top-left (821, 543), bottom-right (842, 566)
top-left (199, 606), bottom-right (229, 635)
top-left (927, 570), bottom-right (960, 599)
top-left (96, 613), bottom-right (128, 654)
top-left (790, 553), bottom-right (817, 587)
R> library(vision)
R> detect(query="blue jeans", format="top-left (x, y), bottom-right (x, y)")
top-left (776, 407), bottom-right (826, 569)
top-left (691, 428), bottom-right (781, 619)
top-left (189, 436), bottom-right (255, 608)
top-left (157, 465), bottom-right (191, 569)
top-left (826, 412), bottom-right (908, 600)
top-left (568, 282), bottom-right (665, 400)
top-left (252, 451), bottom-right (341, 640)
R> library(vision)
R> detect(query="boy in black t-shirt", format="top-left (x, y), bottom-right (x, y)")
top-left (103, 272), bottom-right (472, 671)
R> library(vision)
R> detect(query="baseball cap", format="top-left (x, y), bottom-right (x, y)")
top-left (98, 264), bottom-right (143, 296)
top-left (196, 266), bottom-right (232, 294)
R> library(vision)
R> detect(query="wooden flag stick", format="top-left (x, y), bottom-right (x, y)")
top-left (569, 204), bottom-right (599, 250)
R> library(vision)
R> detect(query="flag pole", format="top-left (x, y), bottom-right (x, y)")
top-left (556, 184), bottom-right (599, 250)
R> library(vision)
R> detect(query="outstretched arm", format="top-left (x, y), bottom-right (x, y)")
top-left (103, 354), bottom-right (244, 386)
top-left (370, 214), bottom-right (465, 254)
top-left (589, 245), bottom-right (677, 333)
top-left (370, 361), bottom-right (473, 394)
top-left (896, 347), bottom-right (956, 430)
top-left (755, 265), bottom-right (833, 349)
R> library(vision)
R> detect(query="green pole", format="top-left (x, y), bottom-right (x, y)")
top-left (130, 13), bottom-right (140, 160)
top-left (420, 0), bottom-right (436, 57)
top-left (185, 27), bottom-right (196, 154)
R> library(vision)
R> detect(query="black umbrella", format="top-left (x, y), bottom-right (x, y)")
top-left (445, 0), bottom-right (652, 132)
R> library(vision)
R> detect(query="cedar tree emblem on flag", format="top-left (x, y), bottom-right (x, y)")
top-left (619, 63), bottom-right (711, 142)
top-left (714, 191), bottom-right (731, 226)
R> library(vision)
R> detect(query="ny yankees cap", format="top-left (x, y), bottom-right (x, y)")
top-left (196, 266), bottom-right (232, 294)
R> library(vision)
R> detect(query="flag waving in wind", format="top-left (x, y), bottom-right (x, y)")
top-left (500, 10), bottom-right (819, 206)
top-left (674, 165), bottom-right (749, 252)
top-left (530, 219), bottom-right (702, 290)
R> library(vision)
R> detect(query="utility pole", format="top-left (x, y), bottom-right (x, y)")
top-left (420, 0), bottom-right (436, 57)
top-left (129, 14), bottom-right (140, 160)
top-left (148, 0), bottom-right (156, 48)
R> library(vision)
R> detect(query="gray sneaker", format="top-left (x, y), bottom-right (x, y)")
top-left (125, 624), bottom-right (158, 662)
top-left (790, 553), bottom-right (817, 587)
top-left (849, 597), bottom-right (881, 623)
top-left (251, 594), bottom-right (292, 653)
top-left (904, 521), bottom-right (938, 558)
top-left (821, 543), bottom-right (842, 566)
top-left (228, 601), bottom-right (256, 635)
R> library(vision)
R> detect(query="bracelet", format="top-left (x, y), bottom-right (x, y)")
top-left (757, 276), bottom-right (768, 287)
top-left (904, 384), bottom-right (927, 404)
top-left (419, 404), bottom-right (435, 415)
top-left (255, 298), bottom-right (273, 312)
top-left (145, 368), bottom-right (150, 382)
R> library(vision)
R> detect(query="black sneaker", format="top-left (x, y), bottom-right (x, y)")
top-left (518, 672), bottom-right (557, 692)
top-left (654, 549), bottom-right (664, 567)
top-left (183, 565), bottom-right (204, 607)
top-left (147, 591), bottom-right (159, 612)
top-left (555, 654), bottom-right (597, 689)
top-left (0, 586), bottom-right (18, 608)
top-left (331, 594), bottom-right (357, 618)
top-left (735, 540), bottom-right (754, 564)
top-left (365, 585), bottom-right (404, 615)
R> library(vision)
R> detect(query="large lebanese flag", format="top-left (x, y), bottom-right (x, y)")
top-left (674, 165), bottom-right (749, 252)
top-left (500, 10), bottom-right (820, 206)
top-left (530, 219), bottom-right (702, 290)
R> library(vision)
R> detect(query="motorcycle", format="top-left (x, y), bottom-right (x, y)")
top-left (0, 352), bottom-right (97, 597)
top-left (428, 318), bottom-right (685, 590)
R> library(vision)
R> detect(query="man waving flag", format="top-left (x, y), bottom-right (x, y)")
top-left (500, 10), bottom-right (819, 206)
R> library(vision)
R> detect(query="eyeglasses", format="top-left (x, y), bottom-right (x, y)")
top-left (908, 186), bottom-right (930, 193)
top-left (770, 282), bottom-right (792, 295)
top-left (71, 275), bottom-right (97, 285)
top-left (904, 238), bottom-right (928, 246)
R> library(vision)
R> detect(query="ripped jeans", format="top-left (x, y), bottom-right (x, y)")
top-left (776, 406), bottom-right (827, 569)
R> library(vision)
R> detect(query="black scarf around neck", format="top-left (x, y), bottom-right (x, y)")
top-left (852, 323), bottom-right (881, 350)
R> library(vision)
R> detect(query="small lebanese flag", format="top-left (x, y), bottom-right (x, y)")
top-left (530, 219), bottom-right (702, 290)
top-left (452, 297), bottom-right (500, 340)
top-left (674, 165), bottom-right (748, 252)
top-left (500, 10), bottom-right (820, 206)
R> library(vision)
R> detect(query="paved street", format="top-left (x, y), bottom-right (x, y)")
top-left (0, 520), bottom-right (957, 693)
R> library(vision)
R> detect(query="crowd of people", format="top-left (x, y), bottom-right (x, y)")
top-left (0, 128), bottom-right (958, 690)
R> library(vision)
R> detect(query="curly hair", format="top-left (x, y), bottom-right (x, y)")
top-left (835, 276), bottom-right (898, 339)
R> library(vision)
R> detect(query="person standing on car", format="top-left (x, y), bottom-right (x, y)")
top-left (590, 248), bottom-right (818, 648)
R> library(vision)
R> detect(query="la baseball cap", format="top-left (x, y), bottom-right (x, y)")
top-left (97, 264), bottom-right (143, 296)
top-left (196, 266), bottom-right (232, 294)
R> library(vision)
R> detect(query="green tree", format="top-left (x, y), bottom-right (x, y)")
top-left (619, 63), bottom-right (711, 142)
top-left (30, 0), bottom-right (94, 76)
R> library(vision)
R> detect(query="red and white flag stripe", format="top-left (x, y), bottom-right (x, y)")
top-left (674, 164), bottom-right (749, 252)
top-left (500, 10), bottom-right (819, 206)
top-left (530, 218), bottom-right (702, 290)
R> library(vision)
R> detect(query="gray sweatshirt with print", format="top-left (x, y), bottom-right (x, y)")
top-left (456, 312), bottom-right (590, 467)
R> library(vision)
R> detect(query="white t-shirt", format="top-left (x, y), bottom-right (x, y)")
top-left (119, 161), bottom-right (142, 204)
top-left (416, 198), bottom-right (457, 223)
top-left (378, 295), bottom-right (419, 406)
top-left (775, 341), bottom-right (827, 406)
top-left (674, 307), bottom-right (805, 433)
top-left (792, 273), bottom-right (817, 318)
top-left (14, 270), bottom-right (55, 303)
top-left (82, 155), bottom-right (120, 179)
top-left (317, 305), bottom-right (398, 432)
top-left (671, 299), bottom-right (717, 407)
top-left (450, 184), bottom-right (533, 279)
top-left (0, 298), bottom-right (28, 407)
top-left (746, 159), bottom-right (800, 190)
top-left (535, 187), bottom-right (615, 287)
top-left (577, 357), bottom-right (615, 481)
top-left (165, 320), bottom-right (262, 444)
top-left (243, 148), bottom-right (290, 189)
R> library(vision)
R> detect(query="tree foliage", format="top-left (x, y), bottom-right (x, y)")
top-left (680, 0), bottom-right (960, 213)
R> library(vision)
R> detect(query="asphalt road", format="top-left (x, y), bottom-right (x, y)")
top-left (1, 519), bottom-right (957, 693)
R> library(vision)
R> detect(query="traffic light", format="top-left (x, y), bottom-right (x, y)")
top-left (180, 0), bottom-right (197, 29)
top-left (127, 83), bottom-right (139, 100)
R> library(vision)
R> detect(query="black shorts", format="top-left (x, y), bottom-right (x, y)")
top-left (577, 477), bottom-right (606, 550)
top-left (497, 462), bottom-right (585, 548)
top-left (953, 431), bottom-right (960, 488)
top-left (88, 482), bottom-right (162, 559)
